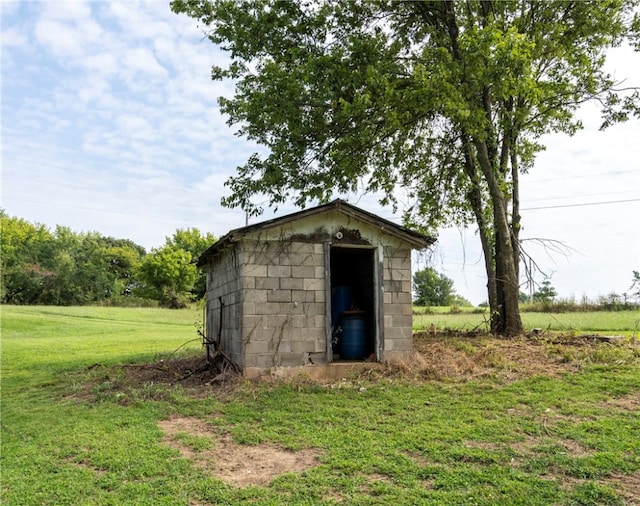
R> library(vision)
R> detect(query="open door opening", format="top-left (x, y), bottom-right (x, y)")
top-left (330, 246), bottom-right (377, 361)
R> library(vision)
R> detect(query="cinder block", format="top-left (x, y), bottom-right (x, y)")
top-left (309, 302), bottom-right (325, 316)
top-left (265, 314), bottom-right (291, 329)
top-left (279, 253), bottom-right (310, 266)
top-left (303, 278), bottom-right (324, 291)
top-left (302, 326), bottom-right (325, 341)
top-left (315, 289), bottom-right (325, 303)
top-left (384, 280), bottom-right (403, 293)
top-left (244, 290), bottom-right (267, 303)
top-left (267, 290), bottom-right (292, 303)
top-left (390, 253), bottom-right (411, 270)
top-left (292, 265), bottom-right (315, 278)
top-left (392, 314), bottom-right (412, 329)
top-left (254, 302), bottom-right (282, 315)
top-left (290, 242), bottom-right (316, 255)
top-left (268, 265), bottom-right (291, 278)
top-left (315, 314), bottom-right (327, 328)
top-left (390, 268), bottom-right (410, 281)
top-left (244, 264), bottom-right (267, 277)
top-left (256, 277), bottom-right (279, 290)
top-left (309, 352), bottom-right (328, 364)
top-left (275, 340), bottom-right (292, 353)
top-left (314, 339), bottom-right (328, 353)
top-left (280, 278), bottom-right (304, 290)
top-left (245, 340), bottom-right (273, 354)
top-left (291, 340), bottom-right (313, 353)
top-left (282, 353), bottom-right (308, 367)
top-left (385, 303), bottom-right (404, 316)
top-left (291, 315), bottom-right (306, 328)
top-left (385, 339), bottom-right (413, 352)
top-left (243, 315), bottom-right (265, 331)
top-left (243, 354), bottom-right (259, 368)
top-left (292, 290), bottom-right (315, 303)
top-left (254, 354), bottom-right (278, 369)
top-left (285, 301), bottom-right (306, 314)
top-left (243, 301), bottom-right (255, 315)
top-left (392, 291), bottom-right (412, 304)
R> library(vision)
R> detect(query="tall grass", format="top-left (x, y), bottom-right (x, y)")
top-left (412, 307), bottom-right (640, 335)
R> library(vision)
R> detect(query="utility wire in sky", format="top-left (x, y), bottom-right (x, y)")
top-left (521, 169), bottom-right (638, 184)
top-left (521, 198), bottom-right (640, 211)
top-left (524, 189), bottom-right (639, 203)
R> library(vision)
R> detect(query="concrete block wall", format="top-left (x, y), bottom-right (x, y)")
top-left (239, 240), bottom-right (328, 370)
top-left (381, 245), bottom-right (414, 360)
top-left (204, 249), bottom-right (243, 367)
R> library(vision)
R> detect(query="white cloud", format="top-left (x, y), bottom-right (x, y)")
top-left (122, 46), bottom-right (168, 78)
top-left (1, 1), bottom-right (638, 302)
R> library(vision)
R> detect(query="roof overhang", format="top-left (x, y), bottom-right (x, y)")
top-left (197, 199), bottom-right (435, 267)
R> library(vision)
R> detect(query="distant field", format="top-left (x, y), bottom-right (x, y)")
top-left (1, 305), bottom-right (203, 391)
top-left (413, 308), bottom-right (640, 336)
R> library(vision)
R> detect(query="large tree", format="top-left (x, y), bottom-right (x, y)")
top-left (173, 0), bottom-right (639, 335)
top-left (413, 267), bottom-right (456, 306)
top-left (136, 227), bottom-right (216, 307)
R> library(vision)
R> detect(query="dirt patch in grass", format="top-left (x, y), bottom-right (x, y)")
top-left (609, 472), bottom-right (640, 506)
top-left (159, 416), bottom-right (321, 487)
top-left (601, 392), bottom-right (640, 411)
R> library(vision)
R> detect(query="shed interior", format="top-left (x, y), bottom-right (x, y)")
top-left (329, 246), bottom-right (377, 361)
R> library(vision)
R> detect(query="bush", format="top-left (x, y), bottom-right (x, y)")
top-left (520, 295), bottom-right (639, 313)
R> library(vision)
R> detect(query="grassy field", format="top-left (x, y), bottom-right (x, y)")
top-left (413, 307), bottom-right (640, 336)
top-left (2, 305), bottom-right (640, 505)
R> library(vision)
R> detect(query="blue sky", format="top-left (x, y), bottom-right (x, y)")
top-left (2, 1), bottom-right (639, 305)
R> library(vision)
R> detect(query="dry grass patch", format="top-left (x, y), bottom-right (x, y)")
top-left (159, 416), bottom-right (321, 487)
top-left (376, 334), bottom-right (588, 383)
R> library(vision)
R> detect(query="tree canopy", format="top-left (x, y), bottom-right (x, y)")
top-left (413, 267), bottom-right (456, 306)
top-left (0, 211), bottom-right (215, 308)
top-left (173, 0), bottom-right (640, 334)
top-left (0, 211), bottom-right (146, 305)
top-left (137, 228), bottom-right (216, 307)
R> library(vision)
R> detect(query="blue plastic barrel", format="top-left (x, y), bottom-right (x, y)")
top-left (331, 286), bottom-right (352, 326)
top-left (340, 311), bottom-right (367, 360)
top-left (331, 286), bottom-right (353, 353)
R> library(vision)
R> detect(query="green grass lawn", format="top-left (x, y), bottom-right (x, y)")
top-left (2, 305), bottom-right (639, 505)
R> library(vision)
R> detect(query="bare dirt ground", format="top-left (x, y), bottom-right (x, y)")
top-left (158, 416), bottom-right (321, 488)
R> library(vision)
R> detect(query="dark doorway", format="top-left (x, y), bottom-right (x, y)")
top-left (329, 246), bottom-right (377, 361)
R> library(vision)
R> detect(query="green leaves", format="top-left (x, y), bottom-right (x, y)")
top-left (412, 267), bottom-right (457, 307)
top-left (136, 228), bottom-right (216, 307)
top-left (0, 212), bottom-right (215, 308)
top-left (175, 0), bottom-right (640, 334)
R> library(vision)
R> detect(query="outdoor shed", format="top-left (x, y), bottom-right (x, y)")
top-left (197, 199), bottom-right (434, 378)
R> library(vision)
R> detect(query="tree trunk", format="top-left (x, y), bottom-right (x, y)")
top-left (462, 138), bottom-right (498, 314)
top-left (474, 139), bottom-right (523, 336)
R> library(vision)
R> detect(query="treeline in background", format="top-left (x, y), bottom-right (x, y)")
top-left (0, 210), bottom-right (215, 308)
